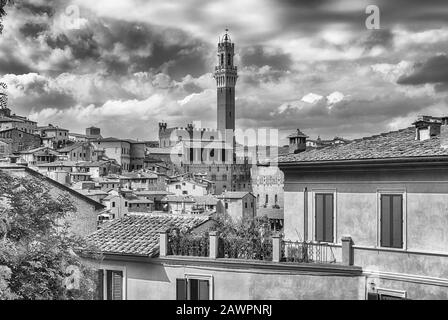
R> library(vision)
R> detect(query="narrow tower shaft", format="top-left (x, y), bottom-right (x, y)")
top-left (214, 30), bottom-right (237, 135)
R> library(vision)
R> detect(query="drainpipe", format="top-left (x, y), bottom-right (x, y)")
top-left (304, 187), bottom-right (308, 242)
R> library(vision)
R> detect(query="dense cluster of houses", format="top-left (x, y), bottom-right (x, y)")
top-left (2, 30), bottom-right (448, 300)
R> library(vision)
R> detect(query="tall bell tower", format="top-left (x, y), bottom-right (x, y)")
top-left (214, 29), bottom-right (237, 136)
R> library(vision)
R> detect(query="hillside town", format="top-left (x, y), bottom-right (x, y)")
top-left (0, 32), bottom-right (351, 235)
top-left (2, 2), bottom-right (448, 302)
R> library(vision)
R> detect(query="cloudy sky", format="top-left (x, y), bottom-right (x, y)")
top-left (0, 0), bottom-right (448, 144)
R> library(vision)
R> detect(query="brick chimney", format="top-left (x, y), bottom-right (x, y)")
top-left (413, 115), bottom-right (442, 141)
top-left (441, 117), bottom-right (448, 149)
top-left (287, 129), bottom-right (308, 154)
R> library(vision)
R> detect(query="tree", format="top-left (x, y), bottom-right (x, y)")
top-left (0, 0), bottom-right (12, 31)
top-left (0, 0), bottom-right (13, 97)
top-left (0, 171), bottom-right (101, 300)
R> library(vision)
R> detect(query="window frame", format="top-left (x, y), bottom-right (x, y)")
top-left (177, 274), bottom-right (213, 300)
top-left (376, 287), bottom-right (407, 300)
top-left (377, 189), bottom-right (407, 250)
top-left (311, 189), bottom-right (337, 244)
top-left (100, 265), bottom-right (127, 300)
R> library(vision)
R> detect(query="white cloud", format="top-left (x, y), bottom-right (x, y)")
top-left (326, 91), bottom-right (344, 105)
top-left (301, 92), bottom-right (323, 104)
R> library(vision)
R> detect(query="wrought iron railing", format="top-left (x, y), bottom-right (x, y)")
top-left (168, 234), bottom-right (209, 257)
top-left (282, 240), bottom-right (336, 264)
top-left (220, 237), bottom-right (273, 261)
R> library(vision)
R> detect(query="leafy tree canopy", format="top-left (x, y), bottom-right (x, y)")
top-left (0, 171), bottom-right (101, 300)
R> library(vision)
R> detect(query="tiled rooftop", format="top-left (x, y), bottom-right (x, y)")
top-left (218, 191), bottom-right (253, 199)
top-left (278, 127), bottom-right (448, 163)
top-left (163, 195), bottom-right (196, 203)
top-left (193, 195), bottom-right (219, 206)
top-left (86, 214), bottom-right (210, 257)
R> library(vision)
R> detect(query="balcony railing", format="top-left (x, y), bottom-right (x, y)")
top-left (282, 240), bottom-right (336, 264)
top-left (221, 237), bottom-right (272, 261)
top-left (168, 234), bottom-right (209, 257)
top-left (159, 231), bottom-right (354, 266)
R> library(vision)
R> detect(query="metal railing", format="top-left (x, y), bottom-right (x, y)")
top-left (168, 235), bottom-right (209, 257)
top-left (220, 237), bottom-right (272, 261)
top-left (282, 240), bottom-right (336, 264)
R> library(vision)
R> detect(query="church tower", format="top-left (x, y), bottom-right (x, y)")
top-left (214, 29), bottom-right (237, 136)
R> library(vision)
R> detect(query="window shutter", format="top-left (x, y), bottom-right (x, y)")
top-left (380, 195), bottom-right (391, 247)
top-left (324, 194), bottom-right (334, 242)
top-left (315, 194), bottom-right (324, 242)
top-left (199, 280), bottom-right (210, 300)
top-left (112, 271), bottom-right (123, 300)
top-left (97, 270), bottom-right (104, 300)
top-left (367, 292), bottom-right (379, 300)
top-left (189, 279), bottom-right (199, 300)
top-left (392, 195), bottom-right (403, 248)
top-left (176, 279), bottom-right (187, 300)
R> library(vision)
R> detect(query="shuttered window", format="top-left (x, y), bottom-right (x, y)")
top-left (176, 279), bottom-right (187, 300)
top-left (315, 193), bottom-right (334, 243)
top-left (176, 278), bottom-right (209, 300)
top-left (97, 270), bottom-right (104, 300)
top-left (380, 194), bottom-right (403, 248)
top-left (106, 270), bottom-right (123, 300)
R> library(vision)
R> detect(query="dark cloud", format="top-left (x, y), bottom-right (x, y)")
top-left (272, 0), bottom-right (448, 36)
top-left (181, 82), bottom-right (203, 94)
top-left (46, 31), bottom-right (101, 62)
top-left (20, 22), bottom-right (48, 38)
top-left (16, 2), bottom-right (55, 17)
top-left (44, 17), bottom-right (211, 79)
top-left (359, 29), bottom-right (394, 50)
top-left (0, 46), bottom-right (33, 74)
top-left (241, 46), bottom-right (292, 71)
top-left (397, 55), bottom-right (448, 88)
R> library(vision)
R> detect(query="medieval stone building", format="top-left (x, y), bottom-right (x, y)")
top-left (156, 31), bottom-right (251, 195)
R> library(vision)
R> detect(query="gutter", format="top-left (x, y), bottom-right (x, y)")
top-left (278, 156), bottom-right (448, 170)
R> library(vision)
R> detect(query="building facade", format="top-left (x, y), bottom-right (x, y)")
top-left (82, 214), bottom-right (362, 300)
top-left (0, 128), bottom-right (41, 153)
top-left (278, 116), bottom-right (448, 299)
top-left (37, 124), bottom-right (70, 149)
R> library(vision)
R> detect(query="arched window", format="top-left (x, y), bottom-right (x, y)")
top-left (265, 195), bottom-right (269, 204)
top-left (227, 53), bottom-right (231, 66)
top-left (220, 54), bottom-right (224, 65)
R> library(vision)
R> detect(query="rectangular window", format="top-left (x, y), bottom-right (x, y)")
top-left (315, 193), bottom-right (334, 243)
top-left (106, 270), bottom-right (123, 300)
top-left (380, 194), bottom-right (403, 248)
top-left (176, 278), bottom-right (209, 300)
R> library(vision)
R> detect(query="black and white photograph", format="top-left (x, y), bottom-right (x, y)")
top-left (1, 0), bottom-right (448, 307)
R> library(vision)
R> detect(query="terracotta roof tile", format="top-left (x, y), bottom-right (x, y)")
top-left (86, 214), bottom-right (209, 257)
top-left (278, 127), bottom-right (448, 163)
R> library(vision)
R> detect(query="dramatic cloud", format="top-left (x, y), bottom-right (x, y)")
top-left (0, 0), bottom-right (447, 142)
top-left (397, 55), bottom-right (448, 91)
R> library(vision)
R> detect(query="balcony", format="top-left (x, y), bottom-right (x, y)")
top-left (159, 231), bottom-right (353, 266)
